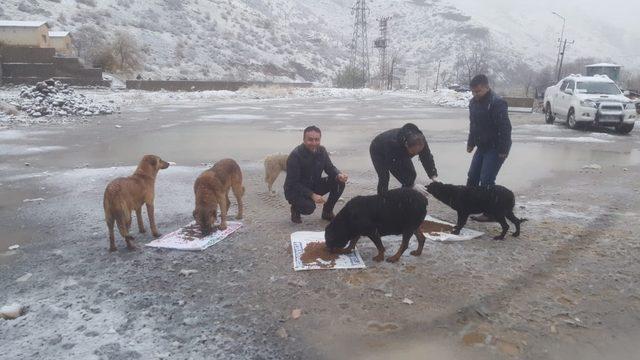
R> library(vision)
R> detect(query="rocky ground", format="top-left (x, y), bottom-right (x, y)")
top-left (1, 93), bottom-right (639, 359)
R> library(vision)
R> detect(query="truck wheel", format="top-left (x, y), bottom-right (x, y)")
top-left (615, 123), bottom-right (634, 134)
top-left (545, 103), bottom-right (555, 124)
top-left (567, 108), bottom-right (580, 130)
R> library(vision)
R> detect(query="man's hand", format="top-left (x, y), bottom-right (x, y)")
top-left (467, 146), bottom-right (474, 153)
top-left (336, 173), bottom-right (348, 183)
top-left (499, 153), bottom-right (508, 159)
top-left (311, 193), bottom-right (326, 204)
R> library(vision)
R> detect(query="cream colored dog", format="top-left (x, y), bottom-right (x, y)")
top-left (264, 154), bottom-right (288, 193)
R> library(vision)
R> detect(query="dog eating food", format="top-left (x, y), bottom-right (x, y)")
top-left (193, 158), bottom-right (245, 235)
top-left (103, 154), bottom-right (170, 251)
top-left (426, 181), bottom-right (526, 240)
top-left (325, 188), bottom-right (428, 263)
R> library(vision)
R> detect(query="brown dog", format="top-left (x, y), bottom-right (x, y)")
top-left (193, 158), bottom-right (244, 234)
top-left (103, 155), bottom-right (170, 251)
top-left (264, 154), bottom-right (288, 193)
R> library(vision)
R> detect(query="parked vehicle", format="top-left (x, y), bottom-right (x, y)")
top-left (543, 75), bottom-right (637, 133)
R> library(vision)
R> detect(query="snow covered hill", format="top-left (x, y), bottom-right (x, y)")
top-left (1, 0), bottom-right (638, 84)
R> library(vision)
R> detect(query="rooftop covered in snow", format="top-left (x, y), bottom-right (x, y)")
top-left (586, 63), bottom-right (621, 68)
top-left (48, 31), bottom-right (70, 37)
top-left (0, 20), bottom-right (49, 28)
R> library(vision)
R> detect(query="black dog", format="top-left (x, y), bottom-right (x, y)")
top-left (425, 181), bottom-right (526, 240)
top-left (324, 188), bottom-right (427, 263)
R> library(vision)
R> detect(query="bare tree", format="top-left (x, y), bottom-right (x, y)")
top-left (533, 65), bottom-right (556, 98)
top-left (454, 41), bottom-right (491, 85)
top-left (73, 25), bottom-right (106, 64)
top-left (512, 62), bottom-right (536, 97)
top-left (111, 31), bottom-right (143, 72)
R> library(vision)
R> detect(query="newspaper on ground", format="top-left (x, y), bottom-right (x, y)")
top-left (146, 221), bottom-right (242, 251)
top-left (291, 231), bottom-right (366, 271)
top-left (422, 215), bottom-right (483, 242)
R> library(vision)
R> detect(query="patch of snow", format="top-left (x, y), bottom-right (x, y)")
top-left (534, 136), bottom-right (612, 143)
top-left (0, 145), bottom-right (66, 156)
top-left (199, 114), bottom-right (266, 122)
top-left (424, 89), bottom-right (472, 108)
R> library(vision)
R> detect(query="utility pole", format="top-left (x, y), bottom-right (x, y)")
top-left (434, 60), bottom-right (441, 91)
top-left (374, 16), bottom-right (391, 90)
top-left (556, 38), bottom-right (574, 81)
top-left (552, 12), bottom-right (566, 79)
top-left (350, 0), bottom-right (370, 88)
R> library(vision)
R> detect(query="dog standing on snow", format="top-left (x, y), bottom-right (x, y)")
top-left (103, 155), bottom-right (170, 251)
top-left (264, 154), bottom-right (288, 193)
top-left (425, 181), bottom-right (526, 240)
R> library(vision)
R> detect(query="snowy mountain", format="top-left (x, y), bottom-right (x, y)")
top-left (1, 0), bottom-right (638, 85)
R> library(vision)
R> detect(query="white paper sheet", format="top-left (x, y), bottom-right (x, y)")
top-left (291, 231), bottom-right (366, 271)
top-left (145, 221), bottom-right (242, 251)
top-left (423, 215), bottom-right (483, 242)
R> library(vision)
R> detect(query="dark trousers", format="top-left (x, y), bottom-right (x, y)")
top-left (371, 149), bottom-right (416, 195)
top-left (466, 148), bottom-right (505, 187)
top-left (290, 177), bottom-right (345, 215)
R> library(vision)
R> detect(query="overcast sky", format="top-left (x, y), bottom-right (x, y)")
top-left (446, 0), bottom-right (640, 66)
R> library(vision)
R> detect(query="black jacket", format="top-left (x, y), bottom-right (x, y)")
top-left (369, 123), bottom-right (437, 178)
top-left (467, 90), bottom-right (512, 154)
top-left (284, 144), bottom-right (340, 200)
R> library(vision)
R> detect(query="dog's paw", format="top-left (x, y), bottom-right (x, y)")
top-left (452, 229), bottom-right (461, 235)
top-left (139, 229), bottom-right (147, 234)
top-left (512, 232), bottom-right (520, 237)
top-left (410, 250), bottom-right (422, 257)
top-left (372, 254), bottom-right (384, 262)
top-left (109, 246), bottom-right (117, 252)
top-left (235, 214), bottom-right (243, 220)
top-left (126, 244), bottom-right (139, 251)
top-left (493, 235), bottom-right (506, 240)
top-left (152, 232), bottom-right (162, 238)
top-left (386, 256), bottom-right (400, 263)
top-left (218, 224), bottom-right (228, 231)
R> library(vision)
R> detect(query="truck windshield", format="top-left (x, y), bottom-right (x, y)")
top-left (576, 82), bottom-right (621, 95)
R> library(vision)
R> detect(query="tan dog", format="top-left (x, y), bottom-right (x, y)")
top-left (103, 155), bottom-right (170, 251)
top-left (193, 159), bottom-right (244, 234)
top-left (264, 154), bottom-right (288, 193)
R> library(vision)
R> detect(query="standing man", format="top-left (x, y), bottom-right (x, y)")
top-left (466, 74), bottom-right (512, 222)
top-left (285, 126), bottom-right (348, 224)
top-left (369, 123), bottom-right (438, 195)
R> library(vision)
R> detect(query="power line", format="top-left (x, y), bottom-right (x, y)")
top-left (349, 0), bottom-right (370, 88)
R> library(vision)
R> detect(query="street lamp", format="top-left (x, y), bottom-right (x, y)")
top-left (552, 12), bottom-right (566, 77)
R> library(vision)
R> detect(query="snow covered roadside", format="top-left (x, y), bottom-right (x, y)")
top-left (391, 89), bottom-right (472, 108)
top-left (424, 89), bottom-right (472, 108)
top-left (0, 85), bottom-right (473, 127)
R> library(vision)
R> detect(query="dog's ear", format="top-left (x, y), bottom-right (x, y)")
top-left (148, 156), bottom-right (158, 168)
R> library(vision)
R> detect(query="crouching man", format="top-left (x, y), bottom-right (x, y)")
top-left (284, 126), bottom-right (348, 224)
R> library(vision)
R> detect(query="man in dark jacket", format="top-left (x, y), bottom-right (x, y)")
top-left (466, 74), bottom-right (512, 221)
top-left (284, 126), bottom-right (348, 224)
top-left (370, 123), bottom-right (438, 195)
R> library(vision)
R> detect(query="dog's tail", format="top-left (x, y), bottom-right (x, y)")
top-left (506, 211), bottom-right (528, 225)
top-left (105, 193), bottom-right (131, 239)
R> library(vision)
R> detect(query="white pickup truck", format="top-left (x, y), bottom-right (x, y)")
top-left (543, 75), bottom-right (637, 133)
